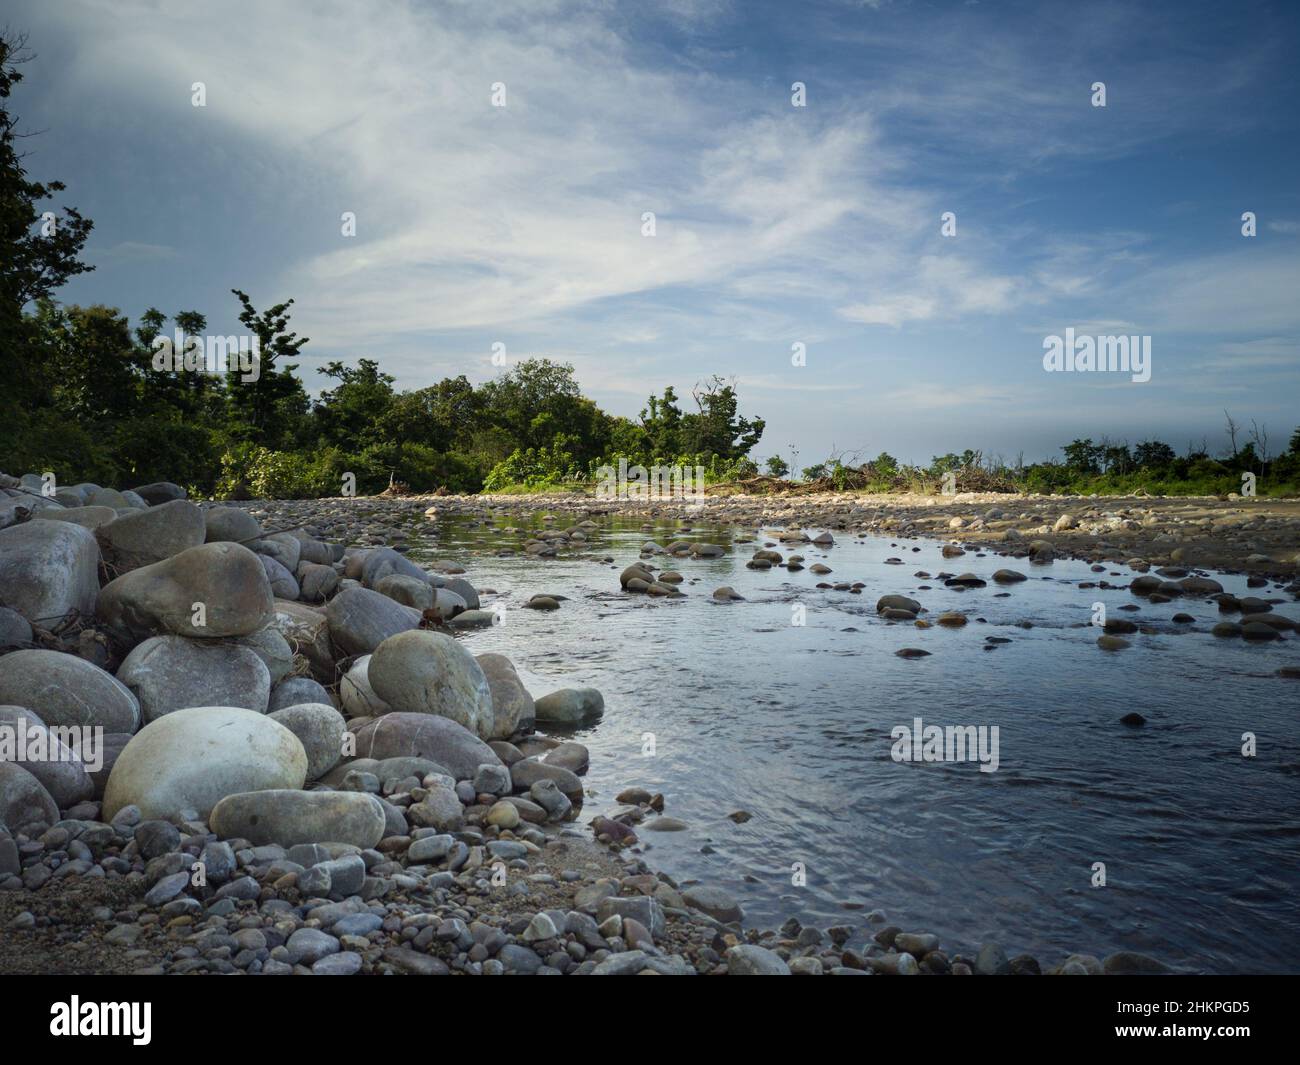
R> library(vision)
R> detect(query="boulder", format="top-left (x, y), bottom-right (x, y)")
top-left (33, 505), bottom-right (118, 531)
top-left (268, 703), bottom-right (346, 781)
top-left (0, 706), bottom-right (94, 807)
top-left (0, 520), bottom-right (101, 626)
top-left (368, 630), bottom-right (493, 736)
top-left (260, 555), bottom-right (300, 600)
top-left (374, 573), bottom-right (433, 611)
top-left (475, 653), bottom-right (535, 739)
top-left (101, 706), bottom-right (308, 821)
top-left (0, 650), bottom-right (140, 732)
top-left (268, 676), bottom-right (333, 713)
top-left (360, 548), bottom-right (428, 589)
top-left (95, 499), bottom-right (206, 572)
top-left (97, 542), bottom-right (275, 641)
top-left (534, 687), bottom-right (604, 726)
top-left (204, 506), bottom-right (263, 543)
top-left (116, 635), bottom-right (271, 722)
top-left (130, 482), bottom-right (187, 506)
top-left (298, 563), bottom-right (340, 603)
top-left (340, 655), bottom-right (390, 717)
top-left (350, 713), bottom-right (502, 780)
top-left (209, 789), bottom-right (385, 849)
top-left (0, 762), bottom-right (59, 833)
top-left (326, 586), bottom-right (421, 658)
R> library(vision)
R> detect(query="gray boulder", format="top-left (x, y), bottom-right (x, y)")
top-left (475, 653), bottom-right (534, 739)
top-left (268, 702), bottom-right (346, 780)
top-left (268, 676), bottom-right (333, 713)
top-left (116, 635), bottom-right (271, 722)
top-left (326, 586), bottom-right (421, 657)
top-left (0, 706), bottom-right (94, 807)
top-left (209, 789), bottom-right (385, 849)
top-left (97, 542), bottom-right (275, 641)
top-left (204, 506), bottom-right (262, 543)
top-left (0, 649), bottom-right (140, 732)
top-left (102, 706), bottom-right (307, 821)
top-left (534, 687), bottom-right (604, 727)
top-left (0, 520), bottom-right (101, 626)
top-left (368, 630), bottom-right (493, 737)
top-left (95, 499), bottom-right (206, 572)
top-left (0, 761), bottom-right (59, 832)
top-left (350, 713), bottom-right (502, 779)
top-left (130, 482), bottom-right (187, 505)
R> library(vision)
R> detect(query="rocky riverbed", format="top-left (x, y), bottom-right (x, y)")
top-left (5, 475), bottom-right (1287, 974)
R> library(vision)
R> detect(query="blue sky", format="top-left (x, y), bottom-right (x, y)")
top-left (11, 0), bottom-right (1300, 467)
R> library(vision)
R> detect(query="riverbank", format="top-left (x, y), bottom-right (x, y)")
top-left (9, 477), bottom-right (1283, 974)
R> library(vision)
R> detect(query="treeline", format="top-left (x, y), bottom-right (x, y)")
top-left (771, 429), bottom-right (1300, 497)
top-left (7, 294), bottom-right (770, 497)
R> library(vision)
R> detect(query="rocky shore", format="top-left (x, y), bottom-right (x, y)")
top-left (5, 476), bottom-right (1285, 975)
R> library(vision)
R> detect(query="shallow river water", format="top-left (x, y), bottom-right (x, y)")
top-left (412, 513), bottom-right (1300, 974)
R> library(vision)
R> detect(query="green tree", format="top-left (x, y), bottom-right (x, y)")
top-left (227, 289), bottom-right (310, 448)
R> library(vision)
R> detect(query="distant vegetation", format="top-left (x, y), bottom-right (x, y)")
top-left (2, 31), bottom-right (1295, 500)
top-left (766, 427), bottom-right (1300, 498)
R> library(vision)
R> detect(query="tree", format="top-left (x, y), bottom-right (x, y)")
top-left (0, 30), bottom-right (95, 466)
top-left (314, 359), bottom-right (395, 452)
top-left (764, 454), bottom-right (789, 478)
top-left (1062, 438), bottom-right (1102, 474)
top-left (227, 289), bottom-right (310, 448)
top-left (1134, 440), bottom-right (1175, 468)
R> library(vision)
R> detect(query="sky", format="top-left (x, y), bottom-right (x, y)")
top-left (9, 0), bottom-right (1300, 468)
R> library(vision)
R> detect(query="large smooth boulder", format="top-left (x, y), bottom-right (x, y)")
top-left (131, 482), bottom-right (187, 506)
top-left (34, 505), bottom-right (118, 531)
top-left (0, 761), bottom-right (59, 832)
top-left (268, 703), bottom-right (346, 780)
top-left (441, 577), bottom-right (480, 611)
top-left (0, 520), bottom-right (101, 626)
top-left (204, 506), bottom-right (263, 543)
top-left (0, 650), bottom-right (140, 732)
top-left (95, 499), bottom-right (206, 572)
top-left (210, 790), bottom-right (386, 850)
top-left (298, 563), bottom-right (340, 603)
top-left (102, 706), bottom-right (308, 821)
top-left (0, 706), bottom-right (94, 808)
top-left (350, 713), bottom-right (501, 780)
top-left (260, 555), bottom-right (300, 600)
top-left (374, 574), bottom-right (433, 611)
top-left (116, 635), bottom-right (271, 722)
top-left (361, 548), bottom-right (428, 589)
top-left (233, 627), bottom-right (294, 684)
top-left (326, 586), bottom-right (422, 658)
top-left (475, 653), bottom-right (534, 740)
top-left (534, 687), bottom-right (604, 727)
top-left (269, 676), bottom-right (332, 713)
top-left (97, 542), bottom-right (275, 641)
top-left (340, 655), bottom-right (390, 717)
top-left (368, 630), bottom-right (492, 736)
top-left (255, 533), bottom-right (301, 574)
